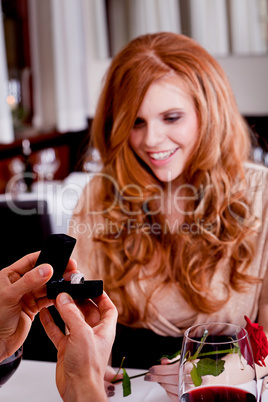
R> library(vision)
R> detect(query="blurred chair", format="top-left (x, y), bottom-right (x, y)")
top-left (0, 197), bottom-right (63, 362)
top-left (0, 198), bottom-right (52, 268)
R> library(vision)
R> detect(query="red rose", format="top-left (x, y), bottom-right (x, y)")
top-left (244, 316), bottom-right (268, 367)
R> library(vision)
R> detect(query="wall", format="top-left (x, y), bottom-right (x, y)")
top-left (217, 55), bottom-right (268, 116)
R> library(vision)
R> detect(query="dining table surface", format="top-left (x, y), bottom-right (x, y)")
top-left (2, 358), bottom-right (268, 402)
top-left (0, 171), bottom-right (91, 235)
top-left (1, 359), bottom-right (170, 402)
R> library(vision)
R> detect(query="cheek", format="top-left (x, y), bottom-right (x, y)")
top-left (185, 121), bottom-right (199, 149)
top-left (191, 115), bottom-right (199, 141)
top-left (129, 132), bottom-right (141, 152)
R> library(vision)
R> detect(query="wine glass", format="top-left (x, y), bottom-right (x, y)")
top-left (83, 147), bottom-right (103, 173)
top-left (179, 322), bottom-right (257, 402)
top-left (8, 157), bottom-right (27, 194)
top-left (0, 346), bottom-right (23, 387)
top-left (33, 148), bottom-right (60, 181)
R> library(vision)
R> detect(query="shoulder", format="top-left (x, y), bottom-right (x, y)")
top-left (72, 174), bottom-right (103, 216)
top-left (243, 162), bottom-right (268, 208)
top-left (244, 161), bottom-right (268, 174)
top-left (244, 161), bottom-right (268, 185)
top-left (242, 162), bottom-right (268, 243)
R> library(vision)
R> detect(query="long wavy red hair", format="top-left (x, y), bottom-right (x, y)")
top-left (86, 32), bottom-right (258, 325)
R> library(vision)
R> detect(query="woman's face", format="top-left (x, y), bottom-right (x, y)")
top-left (129, 76), bottom-right (199, 183)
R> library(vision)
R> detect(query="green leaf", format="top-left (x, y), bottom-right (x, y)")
top-left (160, 349), bottom-right (181, 361)
top-left (190, 364), bottom-right (202, 386)
top-left (196, 358), bottom-right (225, 377)
top-left (122, 368), bottom-right (131, 397)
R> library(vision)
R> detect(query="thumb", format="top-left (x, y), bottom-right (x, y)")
top-left (160, 357), bottom-right (171, 365)
top-left (11, 264), bottom-right (53, 298)
top-left (55, 293), bottom-right (87, 334)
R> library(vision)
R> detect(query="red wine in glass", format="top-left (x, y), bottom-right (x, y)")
top-left (181, 385), bottom-right (257, 402)
top-left (0, 347), bottom-right (23, 387)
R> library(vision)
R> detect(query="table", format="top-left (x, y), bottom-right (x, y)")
top-left (111, 369), bottom-right (171, 401)
top-left (2, 359), bottom-right (267, 401)
top-left (1, 360), bottom-right (170, 401)
top-left (2, 360), bottom-right (61, 402)
top-left (0, 171), bottom-right (91, 236)
top-left (29, 172), bottom-right (91, 234)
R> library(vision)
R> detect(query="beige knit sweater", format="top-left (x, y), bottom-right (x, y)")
top-left (69, 162), bottom-right (268, 336)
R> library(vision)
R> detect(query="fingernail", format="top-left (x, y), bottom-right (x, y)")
top-left (144, 375), bottom-right (151, 381)
top-left (58, 293), bottom-right (73, 305)
top-left (149, 367), bottom-right (155, 374)
top-left (107, 385), bottom-right (115, 391)
top-left (108, 391), bottom-right (114, 397)
top-left (39, 264), bottom-right (51, 277)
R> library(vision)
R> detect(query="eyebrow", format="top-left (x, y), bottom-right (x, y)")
top-left (136, 108), bottom-right (184, 117)
top-left (159, 108), bottom-right (184, 116)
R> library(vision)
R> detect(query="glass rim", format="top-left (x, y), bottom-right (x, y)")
top-left (184, 322), bottom-right (248, 345)
top-left (0, 345), bottom-right (23, 365)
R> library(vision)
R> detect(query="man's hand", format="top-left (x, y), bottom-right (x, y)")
top-left (0, 252), bottom-right (77, 361)
top-left (40, 292), bottom-right (118, 402)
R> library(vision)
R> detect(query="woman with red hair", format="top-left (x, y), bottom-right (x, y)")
top-left (69, 32), bottom-right (268, 399)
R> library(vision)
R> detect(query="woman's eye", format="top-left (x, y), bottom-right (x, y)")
top-left (133, 118), bottom-right (145, 128)
top-left (164, 114), bottom-right (181, 123)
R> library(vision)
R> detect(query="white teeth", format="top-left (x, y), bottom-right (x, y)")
top-left (149, 148), bottom-right (177, 160)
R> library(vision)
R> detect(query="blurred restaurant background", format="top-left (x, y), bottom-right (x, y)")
top-left (1, 0), bottom-right (268, 257)
top-left (0, 0), bottom-right (267, 361)
top-left (0, 0), bottom-right (268, 184)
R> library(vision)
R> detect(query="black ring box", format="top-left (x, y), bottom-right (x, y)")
top-left (35, 233), bottom-right (103, 299)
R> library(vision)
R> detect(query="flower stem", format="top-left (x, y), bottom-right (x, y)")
top-left (112, 371), bottom-right (149, 384)
top-left (111, 345), bottom-right (239, 385)
top-left (189, 330), bottom-right (209, 361)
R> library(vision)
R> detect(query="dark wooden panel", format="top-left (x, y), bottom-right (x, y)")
top-left (0, 127), bottom-right (91, 194)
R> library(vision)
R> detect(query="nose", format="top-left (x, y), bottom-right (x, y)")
top-left (143, 121), bottom-right (164, 148)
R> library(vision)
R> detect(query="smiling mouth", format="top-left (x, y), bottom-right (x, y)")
top-left (148, 148), bottom-right (178, 161)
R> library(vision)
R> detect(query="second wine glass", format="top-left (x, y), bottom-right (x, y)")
top-left (178, 322), bottom-right (257, 401)
top-left (0, 346), bottom-right (23, 387)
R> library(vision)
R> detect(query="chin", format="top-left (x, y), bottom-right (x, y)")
top-left (153, 170), bottom-right (183, 183)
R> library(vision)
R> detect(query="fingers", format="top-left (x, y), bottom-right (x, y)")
top-left (40, 307), bottom-right (65, 349)
top-left (4, 253), bottom-right (77, 302)
top-left (7, 252), bottom-right (77, 282)
top-left (9, 264), bottom-right (53, 301)
top-left (41, 292), bottom-right (118, 358)
top-left (95, 291), bottom-right (118, 317)
top-left (55, 293), bottom-right (90, 332)
top-left (105, 365), bottom-right (121, 382)
top-left (145, 372), bottom-right (179, 385)
top-left (62, 258), bottom-right (78, 281)
top-left (149, 360), bottom-right (180, 376)
top-left (73, 292), bottom-right (118, 333)
top-left (145, 360), bottom-right (179, 395)
top-left (104, 367), bottom-right (119, 399)
top-left (144, 360), bottom-right (180, 400)
top-left (7, 252), bottom-right (40, 276)
top-left (93, 292), bottom-right (118, 333)
top-left (104, 381), bottom-right (115, 398)
top-left (74, 299), bottom-right (101, 327)
top-left (55, 292), bottom-right (117, 334)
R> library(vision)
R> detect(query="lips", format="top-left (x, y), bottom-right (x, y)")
top-left (148, 147), bottom-right (178, 161)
